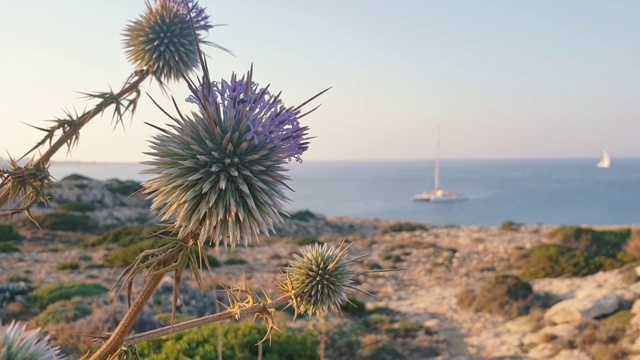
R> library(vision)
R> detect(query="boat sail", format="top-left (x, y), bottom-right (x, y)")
top-left (597, 151), bottom-right (611, 169)
top-left (413, 127), bottom-right (466, 202)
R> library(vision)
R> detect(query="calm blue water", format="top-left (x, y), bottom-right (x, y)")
top-left (48, 159), bottom-right (640, 226)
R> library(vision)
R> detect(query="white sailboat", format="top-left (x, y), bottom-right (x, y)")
top-left (597, 151), bottom-right (611, 169)
top-left (413, 128), bottom-right (466, 202)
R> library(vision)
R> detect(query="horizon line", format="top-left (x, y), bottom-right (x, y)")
top-left (17, 155), bottom-right (640, 165)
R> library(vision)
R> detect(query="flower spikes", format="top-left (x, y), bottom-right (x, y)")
top-left (280, 241), bottom-right (363, 318)
top-left (142, 67), bottom-right (329, 248)
top-left (123, 0), bottom-right (221, 85)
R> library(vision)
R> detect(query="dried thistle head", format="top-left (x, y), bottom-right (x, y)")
top-left (142, 68), bottom-right (328, 248)
top-left (122, 0), bottom-right (214, 84)
top-left (0, 157), bottom-right (53, 219)
top-left (280, 241), bottom-right (360, 317)
top-left (0, 321), bottom-right (66, 360)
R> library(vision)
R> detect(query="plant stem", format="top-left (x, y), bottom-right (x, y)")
top-left (0, 70), bottom-right (148, 210)
top-left (89, 271), bottom-right (165, 360)
top-left (123, 296), bottom-right (291, 347)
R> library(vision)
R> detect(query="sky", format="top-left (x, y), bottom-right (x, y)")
top-left (0, 0), bottom-right (638, 162)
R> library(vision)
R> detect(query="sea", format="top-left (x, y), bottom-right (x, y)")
top-left (47, 159), bottom-right (640, 227)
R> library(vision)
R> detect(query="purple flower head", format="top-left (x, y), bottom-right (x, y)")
top-left (155, 0), bottom-right (213, 32)
top-left (144, 68), bottom-right (326, 247)
top-left (186, 71), bottom-right (311, 163)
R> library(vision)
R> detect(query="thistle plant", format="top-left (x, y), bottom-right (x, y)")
top-left (281, 242), bottom-right (363, 317)
top-left (123, 0), bottom-right (224, 85)
top-left (0, 0), bottom-right (221, 215)
top-left (0, 321), bottom-right (65, 360)
top-left (0, 1), bottom-right (372, 359)
top-left (143, 70), bottom-right (329, 248)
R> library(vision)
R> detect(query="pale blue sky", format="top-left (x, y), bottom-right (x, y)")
top-left (0, 1), bottom-right (638, 162)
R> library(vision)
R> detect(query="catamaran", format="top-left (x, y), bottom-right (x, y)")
top-left (597, 151), bottom-right (611, 169)
top-left (413, 128), bottom-right (467, 202)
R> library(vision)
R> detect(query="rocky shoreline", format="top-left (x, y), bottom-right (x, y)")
top-left (1, 176), bottom-right (640, 359)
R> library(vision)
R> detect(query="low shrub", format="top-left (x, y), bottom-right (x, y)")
top-left (0, 243), bottom-right (21, 253)
top-left (33, 212), bottom-right (99, 233)
top-left (60, 174), bottom-right (93, 182)
top-left (29, 282), bottom-right (108, 309)
top-left (5, 275), bottom-right (30, 283)
top-left (457, 274), bottom-right (533, 318)
top-left (287, 210), bottom-right (319, 222)
top-left (224, 257), bottom-right (248, 266)
top-left (379, 222), bottom-right (427, 235)
top-left (105, 179), bottom-right (143, 196)
top-left (548, 226), bottom-right (631, 257)
top-left (57, 261), bottom-right (80, 271)
top-left (137, 320), bottom-right (319, 360)
top-left (58, 202), bottom-right (96, 213)
top-left (103, 239), bottom-right (171, 267)
top-left (0, 224), bottom-right (22, 241)
top-left (341, 296), bottom-right (366, 316)
top-left (516, 244), bottom-right (632, 279)
top-left (292, 237), bottom-right (323, 246)
top-left (500, 220), bottom-right (523, 232)
top-left (31, 299), bottom-right (92, 326)
top-left (86, 225), bottom-right (170, 248)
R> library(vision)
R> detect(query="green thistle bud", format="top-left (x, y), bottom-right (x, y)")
top-left (122, 0), bottom-right (213, 84)
top-left (0, 321), bottom-right (65, 359)
top-left (281, 242), bottom-right (357, 317)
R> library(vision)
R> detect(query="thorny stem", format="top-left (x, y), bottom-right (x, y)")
top-left (89, 271), bottom-right (165, 360)
top-left (0, 70), bottom-right (149, 211)
top-left (122, 296), bottom-right (291, 347)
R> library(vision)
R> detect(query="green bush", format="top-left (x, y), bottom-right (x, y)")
top-left (0, 243), bottom-right (21, 253)
top-left (293, 237), bottom-right (323, 246)
top-left (287, 210), bottom-right (319, 222)
top-left (31, 299), bottom-right (92, 326)
top-left (341, 296), bottom-right (366, 316)
top-left (224, 257), bottom-right (248, 266)
top-left (516, 244), bottom-right (632, 279)
top-left (58, 202), bottom-right (96, 213)
top-left (34, 212), bottom-right (99, 233)
top-left (549, 226), bottom-right (631, 257)
top-left (379, 222), bottom-right (427, 235)
top-left (57, 261), bottom-right (80, 271)
top-left (0, 224), bottom-right (22, 241)
top-left (457, 274), bottom-right (533, 318)
top-left (5, 275), bottom-right (30, 283)
top-left (137, 320), bottom-right (319, 360)
top-left (86, 225), bottom-right (170, 248)
top-left (29, 282), bottom-right (108, 309)
top-left (105, 179), bottom-right (143, 196)
top-left (103, 239), bottom-right (171, 267)
top-left (60, 174), bottom-right (93, 182)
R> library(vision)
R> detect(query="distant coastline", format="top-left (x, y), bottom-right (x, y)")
top-left (3, 159), bottom-right (640, 226)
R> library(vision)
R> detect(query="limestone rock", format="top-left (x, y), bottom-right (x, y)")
top-left (544, 291), bottom-right (621, 324)
top-left (553, 349), bottom-right (591, 360)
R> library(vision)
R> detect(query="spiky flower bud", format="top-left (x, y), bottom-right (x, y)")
top-left (281, 242), bottom-right (356, 316)
top-left (0, 321), bottom-right (66, 360)
top-left (143, 69), bottom-right (324, 248)
top-left (123, 0), bottom-right (213, 83)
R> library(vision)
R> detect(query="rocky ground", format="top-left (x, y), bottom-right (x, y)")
top-left (1, 176), bottom-right (640, 359)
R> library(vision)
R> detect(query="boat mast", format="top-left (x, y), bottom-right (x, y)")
top-left (434, 126), bottom-right (440, 191)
